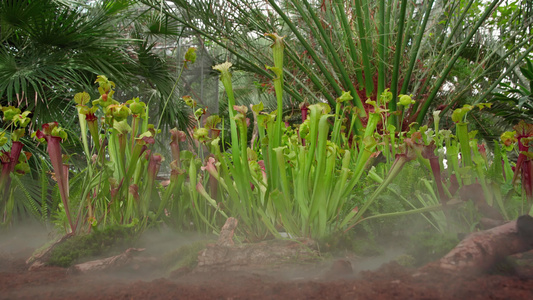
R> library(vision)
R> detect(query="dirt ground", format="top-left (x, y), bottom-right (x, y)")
top-left (2, 245), bottom-right (533, 300)
top-left (2, 224), bottom-right (533, 300)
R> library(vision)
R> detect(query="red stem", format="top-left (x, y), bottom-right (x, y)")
top-left (0, 141), bottom-right (24, 205)
top-left (523, 160), bottom-right (533, 201)
top-left (512, 138), bottom-right (528, 184)
top-left (428, 156), bottom-right (448, 203)
top-left (47, 136), bottom-right (76, 233)
top-left (301, 105), bottom-right (309, 122)
top-left (513, 137), bottom-right (532, 201)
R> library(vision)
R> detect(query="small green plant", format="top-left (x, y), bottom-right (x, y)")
top-left (72, 76), bottom-right (169, 231)
top-left (60, 47), bottom-right (200, 234)
top-left (0, 105), bottom-right (32, 225)
top-left (499, 120), bottom-right (533, 215)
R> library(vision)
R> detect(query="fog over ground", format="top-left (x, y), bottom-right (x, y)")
top-left (0, 222), bottom-right (52, 260)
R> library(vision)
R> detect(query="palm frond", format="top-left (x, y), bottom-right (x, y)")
top-left (10, 174), bottom-right (42, 221)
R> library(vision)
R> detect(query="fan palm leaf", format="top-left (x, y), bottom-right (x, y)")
top-left (1, 0), bottom-right (191, 130)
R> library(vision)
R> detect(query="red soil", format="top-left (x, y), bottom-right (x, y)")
top-left (2, 248), bottom-right (533, 300)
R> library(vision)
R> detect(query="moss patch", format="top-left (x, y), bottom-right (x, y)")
top-left (48, 225), bottom-right (138, 267)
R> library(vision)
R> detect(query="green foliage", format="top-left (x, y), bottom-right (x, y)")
top-left (9, 175), bottom-right (41, 220)
top-left (161, 41), bottom-right (532, 242)
top-left (47, 225), bottom-right (138, 267)
top-left (490, 57), bottom-right (533, 128)
top-left (193, 47), bottom-right (460, 241)
top-left (0, 105), bottom-right (33, 225)
top-left (4, 1), bottom-right (533, 248)
top-left (205, 56), bottom-right (397, 240)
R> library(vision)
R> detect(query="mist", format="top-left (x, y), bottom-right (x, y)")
top-left (0, 222), bottom-right (51, 261)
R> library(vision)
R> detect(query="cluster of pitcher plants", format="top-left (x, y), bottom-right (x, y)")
top-left (1, 34), bottom-right (532, 242)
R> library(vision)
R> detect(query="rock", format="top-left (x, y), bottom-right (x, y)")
top-left (216, 217), bottom-right (238, 247)
top-left (197, 238), bottom-right (319, 272)
top-left (70, 248), bottom-right (157, 273)
top-left (195, 218), bottom-right (320, 272)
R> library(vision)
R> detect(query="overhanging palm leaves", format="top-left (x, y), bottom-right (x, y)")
top-left (0, 0), bottom-right (192, 131)
top-left (489, 57), bottom-right (533, 126)
top-left (140, 0), bottom-right (533, 133)
top-left (1, 0), bottom-right (130, 106)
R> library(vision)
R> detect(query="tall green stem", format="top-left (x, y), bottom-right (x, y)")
top-left (377, 0), bottom-right (386, 96)
top-left (156, 63), bottom-right (186, 131)
top-left (353, 0), bottom-right (375, 96)
top-left (400, 0), bottom-right (435, 95)
top-left (456, 122), bottom-right (472, 185)
top-left (389, 0), bottom-right (408, 128)
top-left (301, 0), bottom-right (363, 108)
top-left (335, 0), bottom-right (364, 86)
top-left (416, 0), bottom-right (500, 124)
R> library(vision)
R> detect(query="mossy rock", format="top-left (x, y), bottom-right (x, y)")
top-left (47, 225), bottom-right (138, 268)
